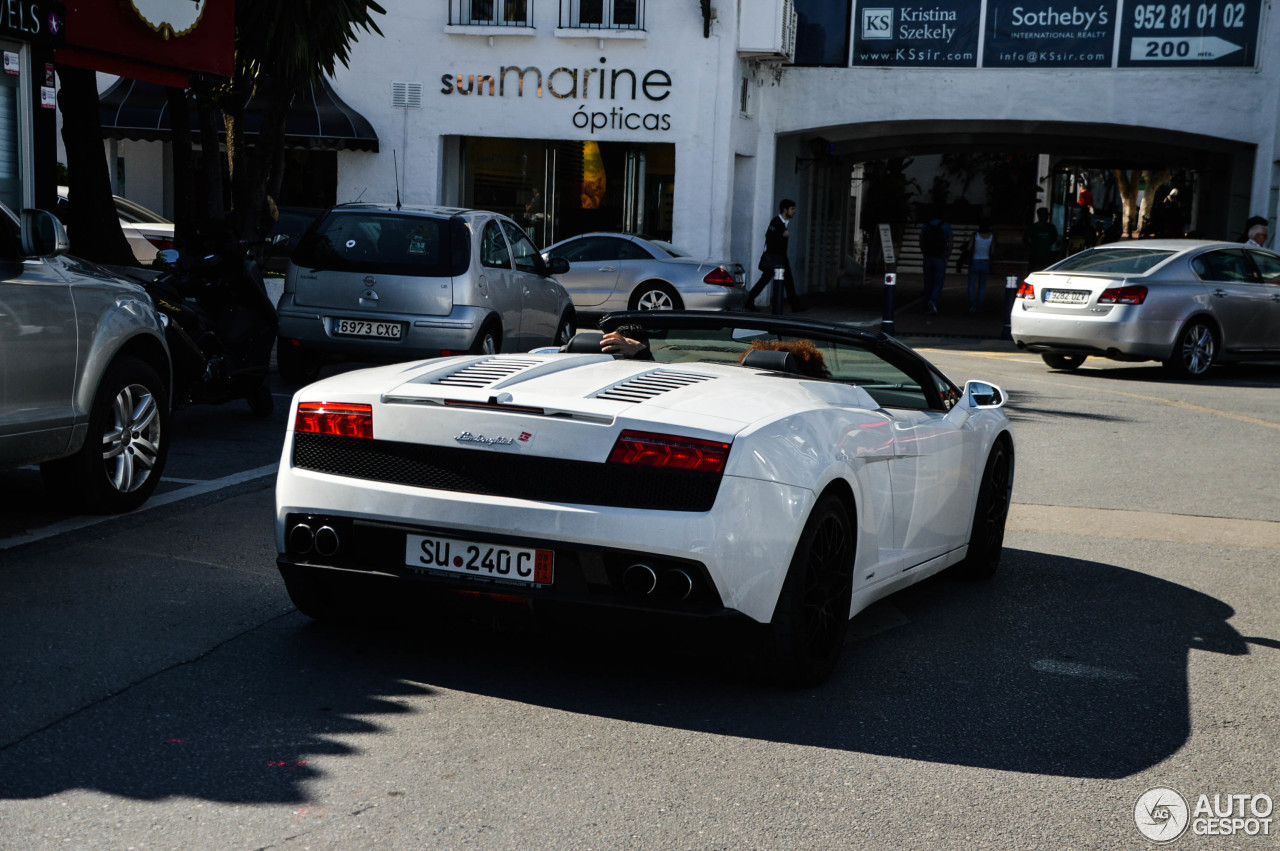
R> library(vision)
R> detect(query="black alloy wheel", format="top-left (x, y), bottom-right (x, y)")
top-left (954, 440), bottom-right (1013, 580)
top-left (763, 494), bottom-right (856, 687)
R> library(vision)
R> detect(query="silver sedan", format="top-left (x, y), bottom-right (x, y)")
top-left (1010, 239), bottom-right (1280, 378)
top-left (542, 232), bottom-right (746, 312)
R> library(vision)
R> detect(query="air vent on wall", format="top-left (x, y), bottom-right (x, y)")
top-left (391, 81), bottom-right (423, 109)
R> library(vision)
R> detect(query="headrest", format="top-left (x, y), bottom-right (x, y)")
top-left (563, 330), bottom-right (606, 354)
top-left (741, 349), bottom-right (799, 374)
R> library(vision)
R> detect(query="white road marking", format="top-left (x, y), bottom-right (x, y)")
top-left (0, 464), bottom-right (277, 551)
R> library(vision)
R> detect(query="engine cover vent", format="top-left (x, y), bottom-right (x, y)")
top-left (596, 370), bottom-right (716, 403)
top-left (433, 358), bottom-right (542, 388)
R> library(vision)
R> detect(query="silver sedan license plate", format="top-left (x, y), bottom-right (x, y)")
top-left (404, 533), bottom-right (554, 585)
top-left (334, 318), bottom-right (403, 339)
top-left (1044, 289), bottom-right (1090, 304)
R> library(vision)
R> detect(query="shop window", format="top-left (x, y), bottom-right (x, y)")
top-left (453, 0), bottom-right (530, 26)
top-left (0, 74), bottom-right (19, 213)
top-left (561, 0), bottom-right (642, 29)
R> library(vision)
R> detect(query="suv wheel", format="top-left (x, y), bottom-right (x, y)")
top-left (42, 356), bottom-right (170, 514)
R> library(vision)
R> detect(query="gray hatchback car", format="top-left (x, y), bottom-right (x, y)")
top-left (0, 203), bottom-right (172, 513)
top-left (275, 204), bottom-right (575, 384)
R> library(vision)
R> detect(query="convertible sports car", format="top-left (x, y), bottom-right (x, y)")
top-left (275, 312), bottom-right (1014, 684)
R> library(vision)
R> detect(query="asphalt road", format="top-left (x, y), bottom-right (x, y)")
top-left (1, 343), bottom-right (1278, 850)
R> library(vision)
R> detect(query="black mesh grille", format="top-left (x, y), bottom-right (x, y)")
top-left (292, 432), bottom-right (722, 511)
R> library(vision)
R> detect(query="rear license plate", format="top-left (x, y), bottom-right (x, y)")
top-left (334, 318), bottom-right (403, 339)
top-left (1044, 289), bottom-right (1090, 304)
top-left (404, 533), bottom-right (554, 585)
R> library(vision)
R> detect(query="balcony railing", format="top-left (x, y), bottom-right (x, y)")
top-left (559, 0), bottom-right (644, 30)
top-left (449, 0), bottom-right (533, 27)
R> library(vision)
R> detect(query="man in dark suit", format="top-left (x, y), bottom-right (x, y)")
top-left (745, 199), bottom-right (805, 312)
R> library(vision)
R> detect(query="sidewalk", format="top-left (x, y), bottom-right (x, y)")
top-left (782, 270), bottom-right (1021, 349)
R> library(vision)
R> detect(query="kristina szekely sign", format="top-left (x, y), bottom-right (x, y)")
top-left (851, 0), bottom-right (1260, 67)
top-left (440, 60), bottom-right (673, 133)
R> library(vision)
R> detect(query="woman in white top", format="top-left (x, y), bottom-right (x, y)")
top-left (966, 221), bottom-right (996, 313)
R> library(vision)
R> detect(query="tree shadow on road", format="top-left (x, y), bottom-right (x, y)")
top-left (0, 548), bottom-right (1253, 804)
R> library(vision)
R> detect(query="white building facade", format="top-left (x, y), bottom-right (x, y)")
top-left (114, 0), bottom-right (1280, 292)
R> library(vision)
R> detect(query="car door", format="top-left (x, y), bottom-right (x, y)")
top-left (1193, 249), bottom-right (1272, 351)
top-left (0, 220), bottom-right (78, 466)
top-left (477, 218), bottom-right (521, 352)
top-left (500, 219), bottom-right (560, 347)
top-left (822, 339), bottom-right (974, 571)
top-left (546, 236), bottom-right (622, 308)
top-left (1244, 249), bottom-right (1280, 352)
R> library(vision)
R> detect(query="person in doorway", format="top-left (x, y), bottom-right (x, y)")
top-left (963, 221), bottom-right (996, 314)
top-left (918, 211), bottom-right (952, 314)
top-left (745, 199), bottom-right (805, 313)
top-left (1024, 207), bottom-right (1060, 273)
top-left (1245, 221), bottom-right (1268, 248)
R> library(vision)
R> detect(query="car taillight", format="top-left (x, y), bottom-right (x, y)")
top-left (1016, 281), bottom-right (1035, 299)
top-left (703, 267), bottom-right (736, 286)
top-left (294, 402), bottom-right (373, 438)
top-left (607, 430), bottom-right (731, 473)
top-left (1098, 285), bottom-right (1148, 305)
top-left (143, 234), bottom-right (175, 251)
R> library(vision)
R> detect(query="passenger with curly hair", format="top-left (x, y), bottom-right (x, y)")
top-left (741, 339), bottom-right (830, 378)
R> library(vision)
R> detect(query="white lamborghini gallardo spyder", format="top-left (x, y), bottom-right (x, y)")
top-left (275, 311), bottom-right (1014, 685)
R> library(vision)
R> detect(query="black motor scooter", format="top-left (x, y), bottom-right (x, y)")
top-left (143, 223), bottom-right (281, 418)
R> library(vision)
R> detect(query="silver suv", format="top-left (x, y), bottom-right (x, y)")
top-left (275, 204), bottom-right (575, 384)
top-left (0, 205), bottom-right (172, 513)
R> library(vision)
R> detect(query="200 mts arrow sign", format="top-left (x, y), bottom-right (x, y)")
top-left (1128, 35), bottom-right (1242, 61)
top-left (128, 0), bottom-right (207, 40)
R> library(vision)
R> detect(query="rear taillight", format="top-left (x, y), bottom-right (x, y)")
top-left (607, 430), bottom-right (731, 473)
top-left (294, 402), bottom-right (373, 439)
top-left (1098, 285), bottom-right (1148, 305)
top-left (1016, 282), bottom-right (1035, 299)
top-left (703, 267), bottom-right (736, 287)
top-left (143, 234), bottom-right (175, 251)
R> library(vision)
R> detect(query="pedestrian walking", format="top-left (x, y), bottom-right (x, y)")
top-left (918, 211), bottom-right (952, 314)
top-left (961, 221), bottom-right (996, 313)
top-left (1024, 207), bottom-right (1060, 273)
top-left (746, 199), bottom-right (805, 312)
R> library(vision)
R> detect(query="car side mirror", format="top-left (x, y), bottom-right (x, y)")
top-left (964, 380), bottom-right (1005, 409)
top-left (945, 380), bottom-right (1006, 426)
top-left (155, 248), bottom-right (181, 268)
top-left (20, 209), bottom-right (70, 257)
top-left (270, 233), bottom-right (291, 247)
top-left (547, 256), bottom-right (569, 275)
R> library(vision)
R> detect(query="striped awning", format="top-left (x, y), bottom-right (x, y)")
top-left (98, 76), bottom-right (379, 152)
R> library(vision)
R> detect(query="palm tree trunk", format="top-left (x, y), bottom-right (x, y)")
top-left (56, 67), bottom-right (135, 265)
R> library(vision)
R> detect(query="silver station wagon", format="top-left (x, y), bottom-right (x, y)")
top-left (276, 204), bottom-right (575, 384)
top-left (1011, 239), bottom-right (1280, 378)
